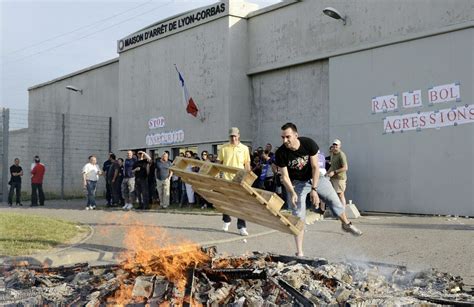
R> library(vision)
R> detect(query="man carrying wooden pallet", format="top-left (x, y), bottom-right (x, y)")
top-left (218, 127), bottom-right (251, 236)
top-left (275, 123), bottom-right (362, 257)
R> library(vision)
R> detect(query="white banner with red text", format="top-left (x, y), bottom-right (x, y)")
top-left (383, 104), bottom-right (474, 134)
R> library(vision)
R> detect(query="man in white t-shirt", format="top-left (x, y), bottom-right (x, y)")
top-left (82, 155), bottom-right (103, 210)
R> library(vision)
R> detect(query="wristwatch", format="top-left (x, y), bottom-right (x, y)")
top-left (311, 187), bottom-right (317, 191)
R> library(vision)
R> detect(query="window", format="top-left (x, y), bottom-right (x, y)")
top-left (171, 146), bottom-right (198, 160)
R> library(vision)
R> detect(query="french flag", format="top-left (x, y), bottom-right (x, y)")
top-left (175, 66), bottom-right (199, 117)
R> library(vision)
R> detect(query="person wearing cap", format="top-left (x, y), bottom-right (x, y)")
top-left (274, 123), bottom-right (362, 257)
top-left (327, 139), bottom-right (348, 207)
top-left (217, 127), bottom-right (251, 236)
top-left (31, 155), bottom-right (46, 207)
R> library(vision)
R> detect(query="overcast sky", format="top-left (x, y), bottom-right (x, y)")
top-left (0, 0), bottom-right (279, 111)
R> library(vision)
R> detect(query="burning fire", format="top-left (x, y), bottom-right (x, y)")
top-left (109, 214), bottom-right (210, 305)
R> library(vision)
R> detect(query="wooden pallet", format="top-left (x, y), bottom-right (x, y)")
top-left (170, 157), bottom-right (304, 235)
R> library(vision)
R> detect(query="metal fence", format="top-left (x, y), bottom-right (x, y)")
top-left (0, 108), bottom-right (111, 202)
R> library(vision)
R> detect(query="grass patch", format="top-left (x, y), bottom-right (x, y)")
top-left (0, 212), bottom-right (87, 256)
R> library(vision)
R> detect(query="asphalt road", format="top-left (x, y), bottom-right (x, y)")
top-left (1, 200), bottom-right (473, 285)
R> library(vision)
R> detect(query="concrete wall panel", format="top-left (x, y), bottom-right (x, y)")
top-left (329, 28), bottom-right (473, 215)
top-left (118, 18), bottom-right (232, 150)
top-left (248, 0), bottom-right (473, 71)
top-left (27, 61), bottom-right (119, 196)
top-left (251, 61), bottom-right (329, 150)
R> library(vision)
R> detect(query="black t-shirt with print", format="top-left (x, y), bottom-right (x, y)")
top-left (275, 137), bottom-right (319, 181)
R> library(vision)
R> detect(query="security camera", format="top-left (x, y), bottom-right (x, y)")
top-left (323, 7), bottom-right (346, 25)
top-left (66, 85), bottom-right (83, 94)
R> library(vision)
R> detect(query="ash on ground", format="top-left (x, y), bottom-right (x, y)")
top-left (1, 252), bottom-right (473, 306)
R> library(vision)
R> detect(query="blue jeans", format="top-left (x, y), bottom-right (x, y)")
top-left (289, 175), bottom-right (345, 220)
top-left (86, 180), bottom-right (97, 207)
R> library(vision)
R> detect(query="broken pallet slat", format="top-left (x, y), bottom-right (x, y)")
top-left (170, 157), bottom-right (303, 236)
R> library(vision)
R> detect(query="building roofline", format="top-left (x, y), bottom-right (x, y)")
top-left (124, 0), bottom-right (289, 39)
top-left (247, 0), bottom-right (300, 18)
top-left (28, 57), bottom-right (119, 91)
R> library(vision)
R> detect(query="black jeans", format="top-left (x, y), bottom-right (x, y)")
top-left (8, 181), bottom-right (22, 204)
top-left (135, 177), bottom-right (149, 209)
top-left (31, 183), bottom-right (45, 206)
top-left (105, 180), bottom-right (112, 204)
top-left (111, 179), bottom-right (122, 205)
top-left (222, 214), bottom-right (246, 229)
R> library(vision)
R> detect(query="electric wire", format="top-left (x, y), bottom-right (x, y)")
top-left (2, 0), bottom-right (174, 65)
top-left (2, 0), bottom-right (155, 58)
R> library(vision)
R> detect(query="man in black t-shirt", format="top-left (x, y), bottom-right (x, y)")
top-left (275, 123), bottom-right (362, 257)
top-left (133, 151), bottom-right (151, 209)
top-left (103, 152), bottom-right (114, 206)
top-left (108, 154), bottom-right (121, 206)
top-left (8, 158), bottom-right (23, 206)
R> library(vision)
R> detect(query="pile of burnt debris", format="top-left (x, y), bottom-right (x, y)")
top-left (1, 249), bottom-right (473, 306)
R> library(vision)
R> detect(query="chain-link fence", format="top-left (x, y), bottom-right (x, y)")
top-left (0, 108), bottom-right (111, 202)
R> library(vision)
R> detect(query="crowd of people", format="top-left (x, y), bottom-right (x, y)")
top-left (8, 122), bottom-right (360, 256)
top-left (81, 149), bottom-right (218, 211)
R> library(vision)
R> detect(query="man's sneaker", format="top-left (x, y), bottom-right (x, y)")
top-left (86, 206), bottom-right (91, 210)
top-left (126, 203), bottom-right (133, 210)
top-left (239, 228), bottom-right (249, 236)
top-left (342, 222), bottom-right (363, 236)
top-left (122, 203), bottom-right (128, 209)
top-left (91, 205), bottom-right (96, 210)
top-left (222, 222), bottom-right (231, 232)
top-left (312, 207), bottom-right (325, 215)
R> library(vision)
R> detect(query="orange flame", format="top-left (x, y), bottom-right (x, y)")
top-left (110, 214), bottom-right (210, 305)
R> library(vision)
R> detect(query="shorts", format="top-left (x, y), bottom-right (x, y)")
top-left (330, 178), bottom-right (346, 193)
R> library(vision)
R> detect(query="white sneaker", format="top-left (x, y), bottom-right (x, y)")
top-left (91, 205), bottom-right (96, 210)
top-left (127, 203), bottom-right (133, 210)
top-left (122, 203), bottom-right (128, 209)
top-left (239, 228), bottom-right (249, 236)
top-left (85, 206), bottom-right (91, 210)
top-left (222, 222), bottom-right (231, 232)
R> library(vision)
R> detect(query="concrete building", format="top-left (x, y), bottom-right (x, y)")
top-left (27, 0), bottom-right (473, 215)
top-left (26, 59), bottom-right (119, 196)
